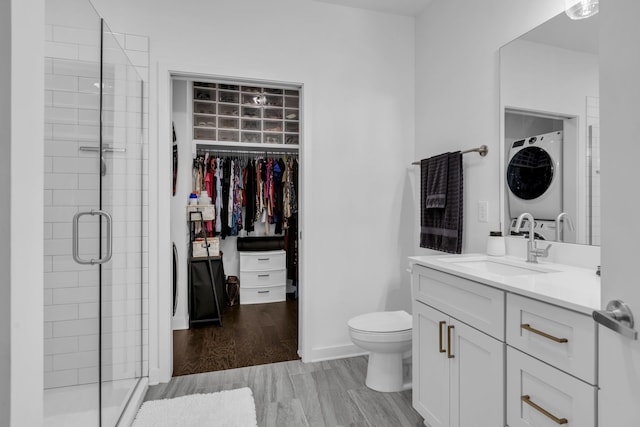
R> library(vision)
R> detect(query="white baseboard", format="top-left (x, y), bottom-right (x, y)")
top-left (307, 343), bottom-right (368, 363)
top-left (148, 366), bottom-right (172, 386)
top-left (172, 315), bottom-right (188, 330)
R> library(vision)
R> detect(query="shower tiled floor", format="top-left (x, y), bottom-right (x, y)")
top-left (43, 378), bottom-right (137, 427)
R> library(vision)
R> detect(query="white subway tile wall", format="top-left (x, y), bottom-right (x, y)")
top-left (44, 23), bottom-right (149, 390)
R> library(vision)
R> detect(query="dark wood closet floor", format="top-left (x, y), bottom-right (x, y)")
top-left (173, 299), bottom-right (299, 376)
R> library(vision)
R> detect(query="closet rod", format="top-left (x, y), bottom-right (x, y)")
top-left (196, 147), bottom-right (298, 156)
top-left (411, 144), bottom-right (488, 165)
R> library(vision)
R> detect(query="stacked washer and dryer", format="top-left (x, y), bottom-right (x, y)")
top-left (506, 130), bottom-right (563, 240)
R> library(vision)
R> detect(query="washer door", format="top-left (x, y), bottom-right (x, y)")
top-left (507, 146), bottom-right (554, 200)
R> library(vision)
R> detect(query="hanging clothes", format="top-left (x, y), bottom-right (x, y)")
top-left (244, 159), bottom-right (256, 233)
top-left (215, 158), bottom-right (222, 233)
top-left (231, 159), bottom-right (243, 236)
top-left (257, 159), bottom-right (266, 224)
top-left (273, 158), bottom-right (284, 234)
top-left (221, 158), bottom-right (231, 238)
top-left (193, 152), bottom-right (299, 239)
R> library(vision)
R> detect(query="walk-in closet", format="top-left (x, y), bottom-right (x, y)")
top-left (170, 76), bottom-right (301, 375)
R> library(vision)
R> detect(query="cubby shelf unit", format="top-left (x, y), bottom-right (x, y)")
top-left (191, 81), bottom-right (301, 150)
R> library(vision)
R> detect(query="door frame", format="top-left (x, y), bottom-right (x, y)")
top-left (150, 61), bottom-right (308, 383)
top-left (598, 0), bottom-right (640, 424)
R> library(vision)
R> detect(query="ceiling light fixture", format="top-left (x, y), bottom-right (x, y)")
top-left (565, 0), bottom-right (599, 20)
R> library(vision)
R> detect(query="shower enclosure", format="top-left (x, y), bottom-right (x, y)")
top-left (43, 0), bottom-right (146, 425)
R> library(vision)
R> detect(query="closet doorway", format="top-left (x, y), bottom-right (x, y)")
top-left (170, 75), bottom-right (301, 376)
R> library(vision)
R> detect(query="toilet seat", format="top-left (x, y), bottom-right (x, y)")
top-left (349, 328), bottom-right (412, 343)
top-left (347, 310), bottom-right (412, 333)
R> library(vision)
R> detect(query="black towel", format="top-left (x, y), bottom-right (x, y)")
top-left (425, 153), bottom-right (449, 209)
top-left (420, 152), bottom-right (463, 254)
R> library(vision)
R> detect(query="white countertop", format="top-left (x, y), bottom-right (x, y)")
top-left (409, 254), bottom-right (601, 315)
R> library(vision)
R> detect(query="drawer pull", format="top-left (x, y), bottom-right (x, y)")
top-left (257, 290), bottom-right (270, 294)
top-left (257, 258), bottom-right (270, 261)
top-left (258, 274), bottom-right (270, 278)
top-left (521, 324), bottom-right (568, 343)
top-left (447, 325), bottom-right (455, 358)
top-left (521, 395), bottom-right (568, 424)
top-left (438, 321), bottom-right (446, 353)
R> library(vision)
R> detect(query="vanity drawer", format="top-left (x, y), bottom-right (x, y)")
top-left (507, 346), bottom-right (596, 427)
top-left (239, 269), bottom-right (286, 288)
top-left (412, 265), bottom-right (505, 340)
top-left (506, 293), bottom-right (597, 384)
top-left (240, 284), bottom-right (285, 304)
top-left (239, 250), bottom-right (285, 271)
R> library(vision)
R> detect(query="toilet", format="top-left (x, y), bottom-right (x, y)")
top-left (348, 310), bottom-right (412, 392)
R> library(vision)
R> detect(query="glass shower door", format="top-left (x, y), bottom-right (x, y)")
top-left (99, 20), bottom-right (144, 426)
top-left (43, 3), bottom-right (144, 425)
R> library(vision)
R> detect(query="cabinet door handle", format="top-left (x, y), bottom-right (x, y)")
top-left (447, 325), bottom-right (455, 359)
top-left (520, 324), bottom-right (568, 343)
top-left (438, 321), bottom-right (446, 353)
top-left (521, 395), bottom-right (568, 424)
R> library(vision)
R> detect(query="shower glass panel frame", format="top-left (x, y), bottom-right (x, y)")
top-left (43, 1), bottom-right (144, 425)
top-left (99, 18), bottom-right (144, 427)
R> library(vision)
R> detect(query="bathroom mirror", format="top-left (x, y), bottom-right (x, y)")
top-left (500, 11), bottom-right (599, 245)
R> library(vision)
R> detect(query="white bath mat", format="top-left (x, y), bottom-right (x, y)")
top-left (131, 387), bottom-right (258, 427)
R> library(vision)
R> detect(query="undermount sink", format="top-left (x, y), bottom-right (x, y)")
top-left (439, 256), bottom-right (557, 276)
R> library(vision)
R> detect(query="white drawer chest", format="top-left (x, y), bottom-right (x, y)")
top-left (239, 250), bottom-right (286, 304)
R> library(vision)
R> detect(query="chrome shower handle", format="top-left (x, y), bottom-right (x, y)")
top-left (72, 209), bottom-right (113, 265)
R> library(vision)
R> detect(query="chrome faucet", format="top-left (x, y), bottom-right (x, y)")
top-left (515, 212), bottom-right (552, 263)
top-left (555, 212), bottom-right (575, 242)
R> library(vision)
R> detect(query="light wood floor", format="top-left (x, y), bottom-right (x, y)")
top-left (144, 356), bottom-right (424, 427)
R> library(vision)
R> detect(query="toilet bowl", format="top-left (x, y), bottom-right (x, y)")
top-left (348, 310), bottom-right (412, 392)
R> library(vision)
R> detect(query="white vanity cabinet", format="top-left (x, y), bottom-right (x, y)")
top-left (411, 257), bottom-right (600, 427)
top-left (412, 265), bottom-right (505, 427)
top-left (506, 294), bottom-right (597, 427)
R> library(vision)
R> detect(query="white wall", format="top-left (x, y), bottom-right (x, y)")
top-left (0, 2), bottom-right (11, 426)
top-left (0, 1), bottom-right (11, 422)
top-left (414, 0), bottom-right (565, 255)
top-left (2, 0), bottom-right (45, 426)
top-left (91, 0), bottom-right (415, 376)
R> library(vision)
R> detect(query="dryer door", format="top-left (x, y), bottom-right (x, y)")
top-left (507, 146), bottom-right (554, 200)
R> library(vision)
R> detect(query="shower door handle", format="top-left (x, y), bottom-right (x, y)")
top-left (72, 209), bottom-right (113, 265)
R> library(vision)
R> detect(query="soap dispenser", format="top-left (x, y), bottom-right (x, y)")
top-left (487, 231), bottom-right (506, 256)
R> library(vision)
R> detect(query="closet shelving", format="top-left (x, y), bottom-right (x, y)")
top-left (192, 81), bottom-right (300, 152)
